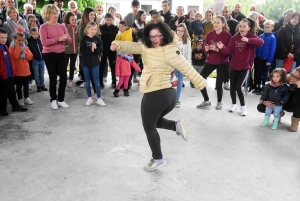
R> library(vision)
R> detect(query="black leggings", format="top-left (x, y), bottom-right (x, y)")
top-left (14, 76), bottom-right (29, 99)
top-left (254, 57), bottom-right (269, 88)
top-left (65, 53), bottom-right (77, 81)
top-left (200, 63), bottom-right (227, 102)
top-left (100, 52), bottom-right (116, 84)
top-left (230, 69), bottom-right (248, 106)
top-left (141, 88), bottom-right (177, 160)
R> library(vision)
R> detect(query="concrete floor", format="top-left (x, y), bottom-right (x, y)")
top-left (1, 75), bottom-right (300, 201)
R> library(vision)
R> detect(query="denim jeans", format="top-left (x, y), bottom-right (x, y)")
top-left (82, 66), bottom-right (101, 98)
top-left (174, 69), bottom-right (184, 101)
top-left (265, 105), bottom-right (282, 118)
top-left (32, 59), bottom-right (45, 87)
top-left (276, 59), bottom-right (296, 72)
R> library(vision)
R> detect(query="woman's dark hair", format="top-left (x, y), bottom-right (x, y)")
top-left (63, 11), bottom-right (76, 26)
top-left (269, 68), bottom-right (287, 83)
top-left (79, 7), bottom-right (96, 29)
top-left (136, 10), bottom-right (146, 25)
top-left (215, 15), bottom-right (229, 31)
top-left (144, 22), bottom-right (174, 48)
top-left (291, 12), bottom-right (300, 20)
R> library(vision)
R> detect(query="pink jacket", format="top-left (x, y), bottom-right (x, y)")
top-left (115, 56), bottom-right (141, 77)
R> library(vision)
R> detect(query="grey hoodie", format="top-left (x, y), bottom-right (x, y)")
top-left (3, 17), bottom-right (30, 45)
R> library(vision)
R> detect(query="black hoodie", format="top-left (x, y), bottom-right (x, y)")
top-left (159, 10), bottom-right (174, 26)
top-left (80, 35), bottom-right (103, 67)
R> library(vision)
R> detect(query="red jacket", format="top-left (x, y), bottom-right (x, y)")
top-left (9, 45), bottom-right (33, 77)
top-left (0, 45), bottom-right (15, 79)
top-left (220, 33), bottom-right (264, 71)
top-left (115, 56), bottom-right (141, 77)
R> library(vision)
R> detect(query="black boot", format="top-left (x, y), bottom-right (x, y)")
top-left (113, 89), bottom-right (119, 97)
top-left (37, 87), bottom-right (41, 92)
top-left (41, 85), bottom-right (48, 91)
top-left (124, 89), bottom-right (129, 97)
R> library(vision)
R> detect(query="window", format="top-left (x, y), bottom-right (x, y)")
top-left (187, 6), bottom-right (199, 12)
top-left (106, 3), bottom-right (120, 12)
top-left (141, 5), bottom-right (152, 16)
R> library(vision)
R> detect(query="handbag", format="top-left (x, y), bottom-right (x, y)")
top-left (170, 71), bottom-right (178, 87)
top-left (283, 45), bottom-right (294, 73)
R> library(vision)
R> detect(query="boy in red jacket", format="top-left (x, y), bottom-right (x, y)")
top-left (0, 28), bottom-right (28, 117)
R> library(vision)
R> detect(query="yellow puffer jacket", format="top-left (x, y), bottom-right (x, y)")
top-left (115, 28), bottom-right (133, 42)
top-left (112, 34), bottom-right (207, 94)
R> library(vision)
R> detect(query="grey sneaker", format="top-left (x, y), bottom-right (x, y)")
top-left (175, 101), bottom-right (181, 108)
top-left (196, 101), bottom-right (211, 108)
top-left (176, 119), bottom-right (188, 141)
top-left (144, 158), bottom-right (167, 171)
top-left (216, 102), bottom-right (222, 110)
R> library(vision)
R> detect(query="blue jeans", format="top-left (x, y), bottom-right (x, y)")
top-left (174, 69), bottom-right (184, 101)
top-left (265, 105), bottom-right (282, 118)
top-left (276, 59), bottom-right (296, 72)
top-left (82, 66), bottom-right (101, 98)
top-left (32, 59), bottom-right (45, 87)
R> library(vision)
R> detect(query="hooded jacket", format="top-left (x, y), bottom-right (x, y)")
top-left (115, 28), bottom-right (133, 42)
top-left (115, 54), bottom-right (140, 77)
top-left (65, 24), bottom-right (78, 54)
top-left (112, 33), bottom-right (207, 93)
top-left (3, 17), bottom-right (30, 44)
top-left (0, 44), bottom-right (15, 79)
top-left (8, 45), bottom-right (33, 77)
top-left (256, 32), bottom-right (276, 63)
top-left (220, 33), bottom-right (264, 71)
top-left (169, 15), bottom-right (192, 37)
top-left (275, 22), bottom-right (300, 60)
top-left (260, 82), bottom-right (290, 106)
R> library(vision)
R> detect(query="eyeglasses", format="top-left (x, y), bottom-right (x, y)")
top-left (149, 35), bottom-right (162, 40)
top-left (176, 30), bottom-right (184, 33)
top-left (290, 73), bottom-right (300, 80)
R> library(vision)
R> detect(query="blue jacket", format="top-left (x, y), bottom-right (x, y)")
top-left (256, 32), bottom-right (276, 63)
top-left (191, 20), bottom-right (204, 36)
top-left (260, 82), bottom-right (290, 105)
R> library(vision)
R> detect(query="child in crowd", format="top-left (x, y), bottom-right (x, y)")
top-left (259, 68), bottom-right (289, 129)
top-left (80, 21), bottom-right (105, 106)
top-left (190, 38), bottom-right (206, 88)
top-left (9, 32), bottom-right (33, 106)
top-left (0, 28), bottom-right (27, 116)
top-left (202, 8), bottom-right (214, 41)
top-left (218, 18), bottom-right (264, 116)
top-left (253, 20), bottom-right (276, 95)
top-left (63, 11), bottom-right (78, 94)
top-left (27, 27), bottom-right (47, 92)
top-left (113, 53), bottom-right (141, 97)
top-left (115, 20), bottom-right (133, 42)
top-left (175, 23), bottom-right (192, 108)
top-left (191, 12), bottom-right (204, 48)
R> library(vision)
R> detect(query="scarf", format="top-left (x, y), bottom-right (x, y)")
top-left (118, 52), bottom-right (134, 62)
top-left (10, 41), bottom-right (26, 59)
top-left (134, 19), bottom-right (144, 30)
top-left (270, 81), bottom-right (282, 88)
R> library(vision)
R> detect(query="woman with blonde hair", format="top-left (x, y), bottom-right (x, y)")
top-left (39, 4), bottom-right (72, 109)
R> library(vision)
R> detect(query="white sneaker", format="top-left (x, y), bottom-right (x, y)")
top-left (51, 100), bottom-right (58, 110)
top-left (229, 104), bottom-right (237, 112)
top-left (223, 82), bottom-right (230, 90)
top-left (97, 98), bottom-right (106, 106)
top-left (240, 105), bottom-right (248, 116)
top-left (24, 98), bottom-right (34, 105)
top-left (18, 99), bottom-right (24, 106)
top-left (85, 98), bottom-right (93, 106)
top-left (57, 101), bottom-right (69, 108)
top-left (242, 87), bottom-right (248, 95)
top-left (176, 119), bottom-right (188, 141)
top-left (79, 83), bottom-right (85, 88)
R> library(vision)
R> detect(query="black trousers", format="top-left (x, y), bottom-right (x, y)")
top-left (230, 69), bottom-right (248, 106)
top-left (0, 77), bottom-right (20, 111)
top-left (223, 62), bottom-right (231, 83)
top-left (65, 53), bottom-right (77, 81)
top-left (141, 88), bottom-right (177, 160)
top-left (200, 63), bottom-right (227, 102)
top-left (254, 57), bottom-right (269, 88)
top-left (43, 52), bottom-right (67, 102)
top-left (100, 52), bottom-right (116, 84)
top-left (14, 76), bottom-right (29, 99)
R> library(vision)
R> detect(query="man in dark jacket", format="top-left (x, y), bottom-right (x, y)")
top-left (222, 6), bottom-right (238, 36)
top-left (54, 0), bottom-right (65, 24)
top-left (274, 8), bottom-right (295, 32)
top-left (99, 13), bottom-right (119, 88)
top-left (159, 0), bottom-right (174, 26)
top-left (169, 6), bottom-right (192, 37)
top-left (230, 2), bottom-right (246, 22)
top-left (29, 0), bottom-right (44, 25)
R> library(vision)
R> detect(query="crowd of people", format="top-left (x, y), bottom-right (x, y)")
top-left (0, 0), bottom-right (300, 171)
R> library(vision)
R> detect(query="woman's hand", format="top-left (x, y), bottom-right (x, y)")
top-left (110, 43), bottom-right (118, 51)
top-left (295, 80), bottom-right (300, 88)
top-left (204, 45), bottom-right (210, 52)
top-left (241, 36), bottom-right (248, 42)
top-left (263, 101), bottom-right (275, 108)
top-left (216, 41), bottom-right (224, 49)
top-left (266, 62), bottom-right (271, 66)
top-left (16, 24), bottom-right (24, 32)
top-left (59, 34), bottom-right (69, 42)
top-left (175, 19), bottom-right (179, 26)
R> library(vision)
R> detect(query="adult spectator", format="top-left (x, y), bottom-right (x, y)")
top-left (26, 14), bottom-right (39, 30)
top-left (124, 0), bottom-right (140, 28)
top-left (230, 2), bottom-right (246, 22)
top-left (95, 4), bottom-right (104, 23)
top-left (0, 0), bottom-right (5, 27)
top-left (100, 7), bottom-right (120, 26)
top-left (148, 9), bottom-right (164, 24)
top-left (20, 3), bottom-right (33, 20)
top-left (222, 5), bottom-right (238, 36)
top-left (39, 4), bottom-right (72, 109)
top-left (169, 6), bottom-right (192, 37)
top-left (29, 0), bottom-right (43, 25)
top-left (68, 0), bottom-right (81, 20)
top-left (259, 67), bottom-right (300, 132)
top-left (274, 8), bottom-right (295, 32)
top-left (54, 0), bottom-right (65, 23)
top-left (275, 12), bottom-right (300, 73)
top-left (3, 6), bottom-right (30, 45)
top-left (187, 9), bottom-right (196, 23)
top-left (248, 12), bottom-right (264, 35)
top-left (250, 5), bottom-right (266, 28)
top-left (159, 0), bottom-right (174, 26)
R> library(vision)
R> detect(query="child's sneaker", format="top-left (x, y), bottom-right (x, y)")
top-left (223, 82), bottom-right (230, 90)
top-left (51, 100), bottom-right (58, 110)
top-left (196, 101), bottom-right (211, 108)
top-left (18, 99), bottom-right (24, 106)
top-left (85, 98), bottom-right (93, 106)
top-left (240, 105), bottom-right (247, 116)
top-left (144, 158), bottom-right (167, 171)
top-left (216, 102), bottom-right (222, 110)
top-left (97, 98), bottom-right (106, 106)
top-left (57, 101), bottom-right (69, 108)
top-left (24, 98), bottom-right (34, 105)
top-left (229, 104), bottom-right (237, 112)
